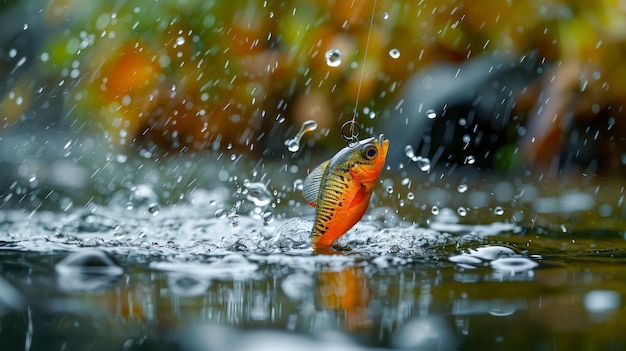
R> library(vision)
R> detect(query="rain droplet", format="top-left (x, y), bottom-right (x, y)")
top-left (284, 120), bottom-right (318, 153)
top-left (426, 109), bottom-right (437, 119)
top-left (388, 48), bottom-right (400, 59)
top-left (407, 192), bottom-right (415, 200)
top-left (325, 49), bottom-right (342, 67)
top-left (457, 184), bottom-right (468, 193)
top-left (386, 185), bottom-right (394, 194)
top-left (383, 12), bottom-right (389, 20)
top-left (493, 206), bottom-right (505, 216)
top-left (245, 182), bottom-right (273, 207)
top-left (215, 209), bottom-right (228, 219)
top-left (464, 155), bottom-right (476, 165)
top-left (457, 207), bottom-right (467, 217)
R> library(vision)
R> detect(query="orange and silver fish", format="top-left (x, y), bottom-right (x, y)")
top-left (302, 134), bottom-right (389, 251)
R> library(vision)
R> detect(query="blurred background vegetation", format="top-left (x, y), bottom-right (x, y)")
top-left (1, 0), bottom-right (626, 174)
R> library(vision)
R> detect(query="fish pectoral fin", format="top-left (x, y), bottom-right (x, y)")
top-left (349, 184), bottom-right (367, 208)
top-left (302, 160), bottom-right (329, 207)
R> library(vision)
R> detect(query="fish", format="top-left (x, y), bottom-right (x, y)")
top-left (302, 134), bottom-right (389, 251)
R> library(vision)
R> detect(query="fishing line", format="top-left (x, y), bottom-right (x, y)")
top-left (341, 0), bottom-right (376, 147)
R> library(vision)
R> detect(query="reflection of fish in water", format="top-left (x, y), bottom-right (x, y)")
top-left (302, 134), bottom-right (388, 251)
top-left (316, 266), bottom-right (371, 331)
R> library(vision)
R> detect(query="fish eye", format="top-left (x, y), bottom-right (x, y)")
top-left (362, 145), bottom-right (377, 160)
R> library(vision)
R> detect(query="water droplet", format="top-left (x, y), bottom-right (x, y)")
top-left (464, 155), bottom-right (476, 165)
top-left (457, 207), bottom-right (467, 217)
top-left (413, 156), bottom-right (431, 172)
top-left (389, 48), bottom-right (400, 59)
top-left (284, 120), bottom-right (318, 153)
top-left (426, 109), bottom-right (437, 119)
top-left (215, 209), bottom-right (228, 219)
top-left (116, 154), bottom-right (128, 163)
top-left (227, 205), bottom-right (240, 228)
top-left (325, 49), bottom-right (342, 67)
top-left (148, 203), bottom-right (160, 216)
top-left (404, 145), bottom-right (415, 158)
top-left (383, 12), bottom-right (389, 20)
top-left (175, 36), bottom-right (185, 46)
top-left (431, 206), bottom-right (440, 215)
top-left (262, 211), bottom-right (274, 224)
top-left (457, 184), bottom-right (468, 193)
top-left (407, 192), bottom-right (415, 200)
top-left (245, 182), bottom-right (273, 207)
top-left (285, 139), bottom-right (298, 152)
top-left (386, 185), bottom-right (394, 194)
top-left (493, 206), bottom-right (505, 216)
top-left (293, 179), bottom-right (304, 191)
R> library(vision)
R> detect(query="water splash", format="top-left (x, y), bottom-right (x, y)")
top-left (284, 120), bottom-right (318, 153)
top-left (244, 182), bottom-right (273, 207)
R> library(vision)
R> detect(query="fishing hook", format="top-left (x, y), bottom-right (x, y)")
top-left (341, 120), bottom-right (360, 147)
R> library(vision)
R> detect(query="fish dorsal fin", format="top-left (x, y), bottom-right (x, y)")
top-left (302, 160), bottom-right (329, 207)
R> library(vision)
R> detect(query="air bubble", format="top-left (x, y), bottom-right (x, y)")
top-left (325, 49), bottom-right (342, 67)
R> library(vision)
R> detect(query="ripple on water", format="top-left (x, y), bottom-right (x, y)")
top-left (449, 245), bottom-right (539, 276)
top-left (490, 257), bottom-right (539, 274)
top-left (150, 254), bottom-right (259, 280)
